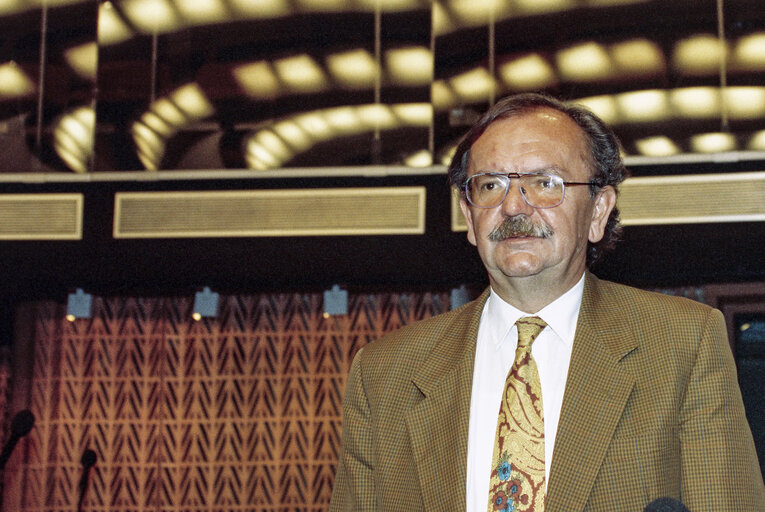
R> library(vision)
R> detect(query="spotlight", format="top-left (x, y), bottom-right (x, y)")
top-left (66, 288), bottom-right (92, 321)
top-left (323, 285), bottom-right (348, 318)
top-left (192, 286), bottom-right (219, 321)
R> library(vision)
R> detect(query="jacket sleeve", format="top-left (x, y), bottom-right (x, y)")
top-left (679, 308), bottom-right (765, 510)
top-left (329, 348), bottom-right (377, 511)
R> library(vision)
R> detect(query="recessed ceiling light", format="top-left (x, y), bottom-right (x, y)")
top-left (449, 67), bottom-right (496, 102)
top-left (326, 49), bottom-right (377, 89)
top-left (499, 54), bottom-right (556, 91)
top-left (611, 39), bottom-right (665, 76)
top-left (635, 136), bottom-right (680, 157)
top-left (671, 87), bottom-right (719, 118)
top-left (725, 87), bottom-right (765, 119)
top-left (673, 34), bottom-right (727, 75)
top-left (175, 0), bottom-right (228, 24)
top-left (617, 90), bottom-right (670, 122)
top-left (233, 61), bottom-right (281, 99)
top-left (404, 149), bottom-right (433, 167)
top-left (386, 47), bottom-right (433, 86)
top-left (229, 0), bottom-right (291, 18)
top-left (734, 32), bottom-right (765, 70)
top-left (690, 132), bottom-right (737, 153)
top-left (748, 130), bottom-right (765, 151)
top-left (275, 54), bottom-right (328, 94)
top-left (0, 61), bottom-right (35, 98)
top-left (575, 95), bottom-right (620, 124)
top-left (98, 2), bottom-right (134, 45)
top-left (122, 0), bottom-right (180, 34)
top-left (557, 42), bottom-right (612, 81)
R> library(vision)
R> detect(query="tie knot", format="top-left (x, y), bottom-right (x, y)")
top-left (515, 316), bottom-right (547, 349)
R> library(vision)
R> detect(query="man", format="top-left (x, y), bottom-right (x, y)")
top-left (329, 93), bottom-right (765, 511)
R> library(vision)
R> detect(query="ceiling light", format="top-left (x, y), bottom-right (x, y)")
top-left (0, 0), bottom-right (24, 16)
top-left (121, 0), bottom-right (181, 34)
top-left (233, 61), bottom-right (281, 99)
top-left (272, 120), bottom-right (314, 152)
top-left (432, 1), bottom-right (455, 36)
top-left (431, 80), bottom-right (457, 111)
top-left (323, 107), bottom-right (361, 135)
top-left (140, 111), bottom-right (174, 137)
top-left (175, 0), bottom-right (228, 24)
top-left (725, 87), bottom-right (765, 119)
top-left (557, 42), bottom-right (612, 81)
top-left (449, 0), bottom-right (509, 27)
top-left (64, 43), bottom-right (98, 81)
top-left (516, 0), bottom-right (574, 14)
top-left (246, 141), bottom-right (281, 169)
top-left (575, 95), bottom-right (619, 124)
top-left (440, 145), bottom-right (457, 165)
top-left (635, 136), bottom-right (681, 157)
top-left (326, 49), bottom-right (377, 89)
top-left (671, 87), bottom-right (719, 118)
top-left (617, 90), bottom-right (670, 122)
top-left (170, 83), bottom-right (214, 120)
top-left (499, 54), bottom-right (556, 91)
top-left (449, 67), bottom-right (496, 102)
top-left (610, 39), bottom-right (665, 76)
top-left (690, 132), bottom-right (737, 153)
top-left (404, 149), bottom-right (433, 167)
top-left (386, 47), bottom-right (433, 86)
top-left (54, 107), bottom-right (95, 173)
top-left (393, 103), bottom-right (432, 126)
top-left (295, 113), bottom-right (334, 142)
top-left (254, 130), bottom-right (293, 162)
top-left (152, 98), bottom-right (188, 128)
top-left (749, 131), bottom-right (765, 151)
top-left (0, 61), bottom-right (35, 98)
top-left (673, 34), bottom-right (727, 75)
top-left (98, 2), bottom-right (134, 45)
top-left (355, 0), bottom-right (420, 11)
top-left (357, 105), bottom-right (397, 130)
top-left (275, 54), bottom-right (328, 94)
top-left (587, 0), bottom-right (649, 5)
top-left (296, 0), bottom-right (351, 11)
top-left (229, 0), bottom-right (290, 17)
top-left (734, 32), bottom-right (765, 70)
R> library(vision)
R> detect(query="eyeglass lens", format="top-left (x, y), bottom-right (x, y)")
top-left (467, 174), bottom-right (564, 208)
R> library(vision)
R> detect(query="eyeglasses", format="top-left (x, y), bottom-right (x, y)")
top-left (464, 172), bottom-right (599, 209)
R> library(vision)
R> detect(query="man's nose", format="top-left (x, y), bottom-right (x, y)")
top-left (500, 180), bottom-right (535, 215)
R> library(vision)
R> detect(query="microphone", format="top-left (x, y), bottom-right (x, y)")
top-left (644, 497), bottom-right (690, 512)
top-left (0, 409), bottom-right (35, 470)
top-left (77, 449), bottom-right (97, 512)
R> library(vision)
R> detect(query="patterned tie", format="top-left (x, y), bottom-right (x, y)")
top-left (488, 316), bottom-right (547, 512)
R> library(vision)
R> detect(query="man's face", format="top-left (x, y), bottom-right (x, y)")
top-left (459, 108), bottom-right (616, 295)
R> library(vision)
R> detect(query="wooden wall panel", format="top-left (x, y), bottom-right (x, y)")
top-left (1, 290), bottom-right (449, 511)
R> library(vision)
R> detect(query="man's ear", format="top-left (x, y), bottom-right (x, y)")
top-left (588, 185), bottom-right (617, 243)
top-left (459, 196), bottom-right (478, 246)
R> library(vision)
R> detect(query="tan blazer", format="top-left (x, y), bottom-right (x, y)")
top-left (329, 273), bottom-right (765, 511)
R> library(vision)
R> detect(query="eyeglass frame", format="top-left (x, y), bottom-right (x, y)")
top-left (463, 171), bottom-right (601, 209)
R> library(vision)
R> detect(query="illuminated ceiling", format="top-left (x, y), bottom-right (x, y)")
top-left (1, 0), bottom-right (764, 173)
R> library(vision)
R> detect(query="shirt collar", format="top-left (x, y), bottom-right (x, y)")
top-left (485, 274), bottom-right (585, 349)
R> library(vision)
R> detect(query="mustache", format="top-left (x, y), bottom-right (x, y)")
top-left (488, 215), bottom-right (553, 241)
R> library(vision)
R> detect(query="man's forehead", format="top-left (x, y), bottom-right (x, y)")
top-left (468, 108), bottom-right (590, 170)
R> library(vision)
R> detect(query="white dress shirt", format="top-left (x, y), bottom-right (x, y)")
top-left (465, 275), bottom-right (584, 512)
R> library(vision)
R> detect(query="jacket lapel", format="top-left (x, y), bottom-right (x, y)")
top-left (406, 290), bottom-right (488, 512)
top-left (546, 274), bottom-right (637, 512)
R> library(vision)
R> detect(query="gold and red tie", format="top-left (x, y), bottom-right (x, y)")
top-left (488, 316), bottom-right (547, 512)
